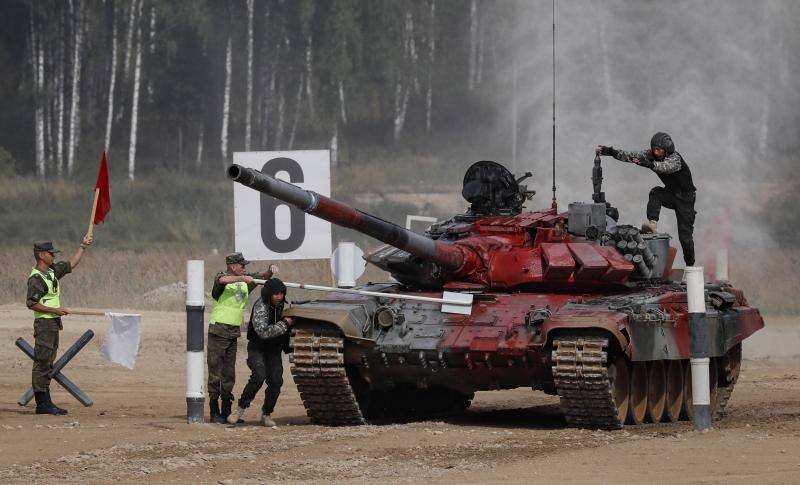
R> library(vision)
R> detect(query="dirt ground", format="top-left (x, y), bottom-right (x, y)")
top-left (0, 304), bottom-right (798, 484)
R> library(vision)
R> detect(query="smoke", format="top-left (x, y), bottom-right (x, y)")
top-left (503, 0), bottom-right (800, 265)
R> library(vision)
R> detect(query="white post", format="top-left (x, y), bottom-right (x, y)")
top-left (686, 266), bottom-right (712, 431)
top-left (335, 242), bottom-right (357, 288)
top-left (185, 260), bottom-right (205, 424)
top-left (715, 248), bottom-right (729, 282)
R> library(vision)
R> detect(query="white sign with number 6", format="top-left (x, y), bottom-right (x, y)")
top-left (232, 150), bottom-right (332, 261)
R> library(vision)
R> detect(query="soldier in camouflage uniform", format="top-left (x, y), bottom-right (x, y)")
top-left (207, 252), bottom-right (276, 424)
top-left (228, 278), bottom-right (294, 427)
top-left (26, 236), bottom-right (93, 415)
top-left (598, 132), bottom-right (697, 266)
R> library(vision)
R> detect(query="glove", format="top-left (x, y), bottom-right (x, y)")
top-left (598, 145), bottom-right (619, 157)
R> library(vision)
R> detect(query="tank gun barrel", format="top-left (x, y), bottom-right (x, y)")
top-left (227, 164), bottom-right (465, 271)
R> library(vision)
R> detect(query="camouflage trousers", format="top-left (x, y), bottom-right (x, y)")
top-left (32, 319), bottom-right (60, 392)
top-left (207, 324), bottom-right (240, 401)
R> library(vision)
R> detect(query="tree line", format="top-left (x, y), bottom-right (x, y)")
top-left (0, 0), bottom-right (520, 180)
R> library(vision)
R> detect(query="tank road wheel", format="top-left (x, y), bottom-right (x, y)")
top-left (610, 355), bottom-right (630, 425)
top-left (682, 360), bottom-right (693, 421)
top-left (627, 362), bottom-right (649, 425)
top-left (646, 360), bottom-right (667, 424)
top-left (665, 360), bottom-right (684, 423)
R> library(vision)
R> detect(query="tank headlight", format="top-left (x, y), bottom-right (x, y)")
top-left (376, 306), bottom-right (403, 329)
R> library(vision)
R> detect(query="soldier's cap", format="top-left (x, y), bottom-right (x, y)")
top-left (225, 252), bottom-right (250, 265)
top-left (33, 241), bottom-right (61, 254)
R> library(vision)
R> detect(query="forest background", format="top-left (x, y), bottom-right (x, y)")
top-left (0, 0), bottom-right (799, 313)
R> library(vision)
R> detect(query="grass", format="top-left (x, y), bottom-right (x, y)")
top-left (0, 246), bottom-right (388, 312)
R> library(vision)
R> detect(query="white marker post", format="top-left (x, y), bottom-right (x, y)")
top-left (686, 266), bottom-right (712, 431)
top-left (330, 242), bottom-right (366, 288)
top-left (185, 260), bottom-right (205, 424)
top-left (715, 248), bottom-right (729, 282)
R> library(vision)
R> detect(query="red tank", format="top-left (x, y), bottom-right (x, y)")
top-left (228, 159), bottom-right (763, 428)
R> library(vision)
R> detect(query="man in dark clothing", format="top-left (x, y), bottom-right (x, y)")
top-left (228, 278), bottom-right (294, 427)
top-left (598, 132), bottom-right (697, 266)
top-left (207, 253), bottom-right (277, 424)
top-left (26, 236), bottom-right (93, 415)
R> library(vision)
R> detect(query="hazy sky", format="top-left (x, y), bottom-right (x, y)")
top-left (497, 0), bottom-right (798, 260)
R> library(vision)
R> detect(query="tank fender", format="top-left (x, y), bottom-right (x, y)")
top-left (541, 312), bottom-right (630, 355)
top-left (283, 305), bottom-right (365, 339)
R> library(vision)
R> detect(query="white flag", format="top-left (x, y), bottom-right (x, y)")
top-left (100, 313), bottom-right (141, 369)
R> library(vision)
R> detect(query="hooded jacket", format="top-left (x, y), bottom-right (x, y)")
top-left (247, 278), bottom-right (290, 353)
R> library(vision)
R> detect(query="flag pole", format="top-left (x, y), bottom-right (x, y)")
top-left (87, 187), bottom-right (100, 237)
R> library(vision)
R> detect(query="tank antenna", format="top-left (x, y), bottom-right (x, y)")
top-left (551, 0), bottom-right (557, 210)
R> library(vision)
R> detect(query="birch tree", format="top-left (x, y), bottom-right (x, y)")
top-left (425, 0), bottom-right (436, 132)
top-left (758, 3), bottom-right (772, 159)
top-left (244, 0), bottom-right (254, 151)
top-left (122, 0), bottom-right (137, 80)
top-left (128, 0), bottom-right (144, 180)
top-left (393, 10), bottom-right (415, 142)
top-left (220, 35), bottom-right (232, 164)
top-left (288, 73), bottom-right (305, 150)
top-left (29, 6), bottom-right (45, 178)
top-left (56, 4), bottom-right (66, 175)
top-left (304, 35), bottom-right (315, 119)
top-left (468, 0), bottom-right (478, 91)
top-left (195, 125), bottom-right (204, 169)
top-left (259, 3), bottom-right (274, 149)
top-left (105, 1), bottom-right (119, 152)
top-left (146, 3), bottom-right (155, 102)
top-left (67, 0), bottom-right (84, 177)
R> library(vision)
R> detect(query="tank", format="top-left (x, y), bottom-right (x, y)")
top-left (227, 156), bottom-right (763, 428)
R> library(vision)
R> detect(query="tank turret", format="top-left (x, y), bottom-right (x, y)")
top-left (228, 161), bottom-right (652, 291)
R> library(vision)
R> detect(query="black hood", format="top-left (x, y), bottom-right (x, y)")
top-left (260, 277), bottom-right (287, 304)
top-left (650, 132), bottom-right (675, 155)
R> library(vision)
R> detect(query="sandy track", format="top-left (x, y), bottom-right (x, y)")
top-left (0, 305), bottom-right (798, 484)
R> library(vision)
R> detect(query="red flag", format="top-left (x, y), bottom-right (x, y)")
top-left (94, 152), bottom-right (111, 224)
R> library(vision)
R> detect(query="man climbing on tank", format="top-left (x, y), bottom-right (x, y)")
top-left (597, 132), bottom-right (696, 266)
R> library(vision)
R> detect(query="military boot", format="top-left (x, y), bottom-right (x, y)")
top-left (45, 389), bottom-right (68, 415)
top-left (209, 399), bottom-right (224, 424)
top-left (220, 399), bottom-right (233, 423)
top-left (641, 220), bottom-right (657, 234)
top-left (34, 391), bottom-right (62, 415)
top-left (227, 406), bottom-right (246, 425)
top-left (260, 414), bottom-right (276, 427)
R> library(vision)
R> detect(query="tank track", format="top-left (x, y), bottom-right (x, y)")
top-left (552, 337), bottom-right (624, 429)
top-left (289, 327), bottom-right (366, 425)
top-left (713, 343), bottom-right (742, 419)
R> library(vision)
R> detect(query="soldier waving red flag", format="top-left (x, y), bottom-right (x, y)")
top-left (88, 152), bottom-right (111, 236)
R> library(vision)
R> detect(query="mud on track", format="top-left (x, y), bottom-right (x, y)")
top-left (0, 306), bottom-right (798, 484)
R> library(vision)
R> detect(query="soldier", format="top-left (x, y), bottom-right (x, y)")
top-left (26, 236), bottom-right (93, 415)
top-left (598, 132), bottom-right (697, 266)
top-left (207, 253), bottom-right (276, 424)
top-left (228, 278), bottom-right (294, 427)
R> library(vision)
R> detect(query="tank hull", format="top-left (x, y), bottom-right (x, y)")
top-left (287, 282), bottom-right (762, 428)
